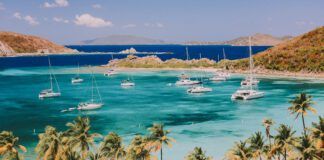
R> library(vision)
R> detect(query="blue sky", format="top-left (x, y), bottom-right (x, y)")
top-left (0, 0), bottom-right (323, 44)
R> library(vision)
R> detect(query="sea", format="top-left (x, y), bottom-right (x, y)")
top-left (0, 45), bottom-right (323, 159)
top-left (0, 45), bottom-right (270, 68)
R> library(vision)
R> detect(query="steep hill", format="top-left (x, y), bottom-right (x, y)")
top-left (223, 26), bottom-right (324, 72)
top-left (77, 35), bottom-right (166, 45)
top-left (0, 31), bottom-right (76, 56)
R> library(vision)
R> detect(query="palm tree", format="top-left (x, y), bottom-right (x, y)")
top-left (147, 123), bottom-right (174, 160)
top-left (185, 147), bottom-right (212, 160)
top-left (0, 131), bottom-right (26, 160)
top-left (296, 134), bottom-right (321, 160)
top-left (288, 93), bottom-right (316, 135)
top-left (248, 132), bottom-right (266, 160)
top-left (35, 126), bottom-right (63, 160)
top-left (126, 135), bottom-right (151, 160)
top-left (262, 118), bottom-right (274, 149)
top-left (228, 140), bottom-right (252, 160)
top-left (274, 124), bottom-right (297, 160)
top-left (309, 116), bottom-right (324, 158)
top-left (65, 116), bottom-right (101, 159)
top-left (99, 132), bottom-right (126, 160)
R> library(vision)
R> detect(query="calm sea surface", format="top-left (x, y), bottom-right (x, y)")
top-left (0, 67), bottom-right (323, 159)
top-left (0, 45), bottom-right (270, 68)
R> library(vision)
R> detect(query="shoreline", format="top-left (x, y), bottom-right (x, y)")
top-left (97, 66), bottom-right (324, 80)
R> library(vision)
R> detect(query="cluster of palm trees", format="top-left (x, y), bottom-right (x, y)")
top-left (0, 92), bottom-right (322, 160)
top-left (226, 93), bottom-right (323, 160)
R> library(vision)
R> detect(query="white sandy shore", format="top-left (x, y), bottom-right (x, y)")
top-left (93, 66), bottom-right (324, 81)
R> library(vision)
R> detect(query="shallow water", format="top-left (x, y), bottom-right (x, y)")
top-left (0, 67), bottom-right (323, 159)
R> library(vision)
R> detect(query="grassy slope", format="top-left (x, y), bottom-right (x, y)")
top-left (224, 26), bottom-right (324, 72)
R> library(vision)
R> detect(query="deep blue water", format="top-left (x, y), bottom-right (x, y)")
top-left (0, 45), bottom-right (270, 68)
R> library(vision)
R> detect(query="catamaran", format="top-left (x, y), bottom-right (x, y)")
top-left (104, 69), bottom-right (118, 76)
top-left (77, 70), bottom-right (103, 110)
top-left (121, 79), bottom-right (135, 87)
top-left (71, 63), bottom-right (83, 84)
top-left (39, 58), bottom-right (61, 99)
top-left (232, 37), bottom-right (264, 100)
top-left (176, 47), bottom-right (202, 86)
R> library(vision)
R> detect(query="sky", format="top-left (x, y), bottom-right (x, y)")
top-left (0, 0), bottom-right (323, 44)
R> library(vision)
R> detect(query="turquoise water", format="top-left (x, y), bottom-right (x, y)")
top-left (0, 67), bottom-right (323, 159)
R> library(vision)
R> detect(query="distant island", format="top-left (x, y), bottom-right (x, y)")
top-left (75, 35), bottom-right (167, 45)
top-left (74, 33), bottom-right (292, 46)
top-left (0, 31), bottom-right (77, 57)
top-left (185, 33), bottom-right (293, 46)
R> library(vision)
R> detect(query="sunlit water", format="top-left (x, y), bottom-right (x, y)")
top-left (0, 67), bottom-right (323, 159)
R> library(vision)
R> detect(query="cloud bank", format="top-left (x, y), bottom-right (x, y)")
top-left (44, 0), bottom-right (69, 8)
top-left (74, 13), bottom-right (112, 28)
top-left (13, 12), bottom-right (39, 26)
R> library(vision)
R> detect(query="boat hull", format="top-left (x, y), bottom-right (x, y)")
top-left (77, 103), bottom-right (103, 110)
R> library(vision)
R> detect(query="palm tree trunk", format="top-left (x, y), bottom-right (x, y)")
top-left (301, 114), bottom-right (307, 135)
top-left (268, 135), bottom-right (272, 149)
top-left (284, 149), bottom-right (287, 160)
top-left (160, 145), bottom-right (163, 160)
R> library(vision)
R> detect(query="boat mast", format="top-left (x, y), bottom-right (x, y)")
top-left (223, 48), bottom-right (226, 60)
top-left (91, 70), bottom-right (94, 103)
top-left (48, 57), bottom-right (53, 90)
top-left (186, 46), bottom-right (189, 61)
top-left (249, 36), bottom-right (253, 90)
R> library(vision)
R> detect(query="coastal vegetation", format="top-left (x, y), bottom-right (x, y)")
top-left (0, 92), bottom-right (322, 160)
top-left (107, 26), bottom-right (324, 74)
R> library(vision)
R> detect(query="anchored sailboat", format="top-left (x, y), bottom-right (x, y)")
top-left (231, 37), bottom-right (264, 100)
top-left (77, 70), bottom-right (103, 110)
top-left (71, 63), bottom-right (84, 84)
top-left (39, 57), bottom-right (61, 99)
top-left (176, 46), bottom-right (201, 86)
top-left (210, 48), bottom-right (230, 81)
top-left (187, 53), bottom-right (212, 93)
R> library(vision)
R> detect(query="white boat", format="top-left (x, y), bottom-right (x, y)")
top-left (39, 58), bottom-right (61, 99)
top-left (104, 69), bottom-right (118, 76)
top-left (231, 89), bottom-right (264, 100)
top-left (240, 77), bottom-right (259, 86)
top-left (232, 37), bottom-right (264, 100)
top-left (121, 79), bottom-right (135, 87)
top-left (77, 70), bottom-right (103, 110)
top-left (71, 63), bottom-right (83, 84)
top-left (176, 79), bottom-right (201, 86)
top-left (210, 76), bottom-right (226, 81)
top-left (187, 86), bottom-right (212, 93)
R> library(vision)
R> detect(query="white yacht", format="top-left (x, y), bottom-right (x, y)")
top-left (240, 77), bottom-right (259, 86)
top-left (187, 86), bottom-right (212, 93)
top-left (71, 63), bottom-right (83, 84)
top-left (104, 69), bottom-right (118, 76)
top-left (121, 79), bottom-right (135, 87)
top-left (232, 37), bottom-right (264, 100)
top-left (210, 72), bottom-right (227, 81)
top-left (39, 58), bottom-right (61, 99)
top-left (77, 70), bottom-right (103, 110)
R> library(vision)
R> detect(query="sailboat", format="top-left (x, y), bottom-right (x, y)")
top-left (71, 63), bottom-right (83, 84)
top-left (175, 46), bottom-right (201, 86)
top-left (39, 58), bottom-right (61, 99)
top-left (77, 70), bottom-right (103, 110)
top-left (210, 49), bottom-right (229, 81)
top-left (187, 53), bottom-right (212, 93)
top-left (121, 74), bottom-right (135, 87)
top-left (104, 54), bottom-right (118, 76)
top-left (231, 37), bottom-right (264, 100)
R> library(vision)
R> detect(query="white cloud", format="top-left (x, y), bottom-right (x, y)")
top-left (53, 17), bottom-right (69, 23)
top-left (92, 4), bottom-right (101, 9)
top-left (0, 3), bottom-right (5, 10)
top-left (13, 12), bottom-right (39, 26)
top-left (74, 13), bottom-right (112, 28)
top-left (122, 24), bottom-right (136, 28)
top-left (144, 22), bottom-right (164, 28)
top-left (44, 0), bottom-right (69, 8)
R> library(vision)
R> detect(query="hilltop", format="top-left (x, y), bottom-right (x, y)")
top-left (0, 31), bottom-right (77, 57)
top-left (222, 26), bottom-right (324, 73)
top-left (185, 33), bottom-right (292, 46)
top-left (76, 35), bottom-right (167, 45)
